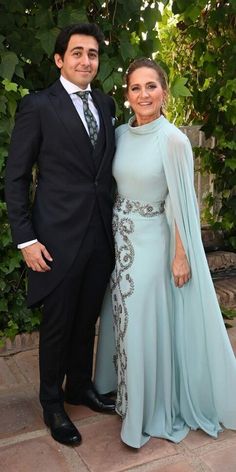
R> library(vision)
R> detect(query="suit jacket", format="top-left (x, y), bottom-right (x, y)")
top-left (5, 79), bottom-right (116, 306)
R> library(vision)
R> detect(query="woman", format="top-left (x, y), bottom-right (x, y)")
top-left (95, 58), bottom-right (236, 448)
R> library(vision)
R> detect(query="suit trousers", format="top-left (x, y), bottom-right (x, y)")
top-left (39, 208), bottom-right (113, 412)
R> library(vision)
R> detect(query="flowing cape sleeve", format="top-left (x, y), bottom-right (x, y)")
top-left (162, 126), bottom-right (236, 432)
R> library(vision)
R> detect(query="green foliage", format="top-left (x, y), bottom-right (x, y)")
top-left (221, 301), bottom-right (236, 329)
top-left (157, 1), bottom-right (236, 247)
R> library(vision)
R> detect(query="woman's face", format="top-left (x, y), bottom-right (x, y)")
top-left (127, 67), bottom-right (166, 126)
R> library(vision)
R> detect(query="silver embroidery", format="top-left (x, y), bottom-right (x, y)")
top-left (114, 194), bottom-right (165, 217)
top-left (111, 195), bottom-right (165, 419)
top-left (111, 215), bottom-right (134, 418)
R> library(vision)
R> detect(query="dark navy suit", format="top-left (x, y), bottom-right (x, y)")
top-left (5, 79), bottom-right (116, 410)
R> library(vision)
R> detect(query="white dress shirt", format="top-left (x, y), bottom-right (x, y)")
top-left (18, 75), bottom-right (100, 249)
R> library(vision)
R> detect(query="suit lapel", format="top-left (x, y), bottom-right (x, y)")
top-left (91, 89), bottom-right (113, 178)
top-left (48, 80), bottom-right (95, 173)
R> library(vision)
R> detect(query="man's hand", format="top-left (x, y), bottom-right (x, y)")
top-left (21, 242), bottom-right (53, 272)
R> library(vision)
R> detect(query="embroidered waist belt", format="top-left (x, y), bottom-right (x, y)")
top-left (114, 194), bottom-right (165, 217)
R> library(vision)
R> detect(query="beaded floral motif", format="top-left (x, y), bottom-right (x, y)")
top-left (111, 195), bottom-right (165, 419)
top-left (114, 194), bottom-right (165, 217)
top-left (111, 213), bottom-right (135, 419)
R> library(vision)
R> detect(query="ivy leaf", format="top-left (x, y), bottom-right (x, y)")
top-left (120, 41), bottom-right (137, 62)
top-left (229, 236), bottom-right (236, 250)
top-left (15, 64), bottom-right (24, 79)
top-left (0, 96), bottom-right (7, 114)
top-left (35, 9), bottom-right (54, 29)
top-left (225, 158), bottom-right (236, 170)
top-left (152, 36), bottom-right (161, 53)
top-left (0, 299), bottom-right (8, 312)
top-left (112, 71), bottom-right (123, 87)
top-left (226, 100), bottom-right (236, 125)
top-left (0, 51), bottom-right (19, 81)
top-left (1, 230), bottom-right (12, 247)
top-left (0, 34), bottom-right (5, 51)
top-left (185, 5), bottom-right (202, 22)
top-left (7, 98), bottom-right (17, 117)
top-left (142, 7), bottom-right (161, 30)
top-left (19, 86), bottom-right (29, 98)
top-left (171, 77), bottom-right (192, 98)
top-left (36, 28), bottom-right (59, 56)
top-left (102, 75), bottom-right (114, 93)
top-left (97, 60), bottom-right (113, 82)
top-left (2, 79), bottom-right (18, 92)
top-left (57, 8), bottom-right (87, 27)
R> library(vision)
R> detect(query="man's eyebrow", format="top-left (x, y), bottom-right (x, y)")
top-left (71, 47), bottom-right (99, 53)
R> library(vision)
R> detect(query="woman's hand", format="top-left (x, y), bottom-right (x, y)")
top-left (173, 222), bottom-right (191, 288)
top-left (172, 254), bottom-right (191, 288)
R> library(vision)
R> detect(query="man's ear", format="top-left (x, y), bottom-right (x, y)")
top-left (54, 53), bottom-right (63, 69)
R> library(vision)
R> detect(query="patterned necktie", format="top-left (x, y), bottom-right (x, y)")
top-left (77, 91), bottom-right (98, 147)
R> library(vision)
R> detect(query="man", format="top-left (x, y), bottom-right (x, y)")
top-left (5, 23), bottom-right (116, 446)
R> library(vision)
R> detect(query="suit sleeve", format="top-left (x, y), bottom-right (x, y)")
top-left (107, 95), bottom-right (116, 118)
top-left (5, 93), bottom-right (41, 245)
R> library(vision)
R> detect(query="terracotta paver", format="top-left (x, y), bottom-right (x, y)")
top-left (75, 416), bottom-right (178, 472)
top-left (0, 358), bottom-right (19, 388)
top-left (65, 402), bottom-right (99, 422)
top-left (0, 389), bottom-right (43, 439)
top-left (182, 428), bottom-right (236, 450)
top-left (200, 442), bottom-right (236, 472)
top-left (228, 326), bottom-right (236, 338)
top-left (144, 461), bottom-right (197, 472)
top-left (1, 336), bottom-right (236, 471)
top-left (228, 336), bottom-right (236, 353)
top-left (13, 350), bottom-right (39, 385)
top-left (0, 436), bottom-right (83, 472)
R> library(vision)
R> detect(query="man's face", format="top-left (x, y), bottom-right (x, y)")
top-left (54, 34), bottom-right (99, 89)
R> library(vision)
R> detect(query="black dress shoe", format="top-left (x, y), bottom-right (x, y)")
top-left (65, 386), bottom-right (116, 413)
top-left (43, 409), bottom-right (82, 446)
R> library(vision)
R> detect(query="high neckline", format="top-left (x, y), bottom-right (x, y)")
top-left (128, 115), bottom-right (165, 134)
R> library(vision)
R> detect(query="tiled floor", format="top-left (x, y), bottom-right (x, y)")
top-left (1, 322), bottom-right (236, 472)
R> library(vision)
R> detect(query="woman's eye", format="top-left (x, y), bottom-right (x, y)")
top-left (147, 84), bottom-right (157, 89)
top-left (131, 86), bottom-right (139, 91)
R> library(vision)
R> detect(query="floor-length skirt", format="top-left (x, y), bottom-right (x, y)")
top-left (95, 195), bottom-right (236, 448)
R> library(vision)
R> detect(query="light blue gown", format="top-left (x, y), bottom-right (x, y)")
top-left (94, 115), bottom-right (236, 448)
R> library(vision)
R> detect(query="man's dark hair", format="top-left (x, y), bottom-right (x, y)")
top-left (54, 23), bottom-right (104, 58)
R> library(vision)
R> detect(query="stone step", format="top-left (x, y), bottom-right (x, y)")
top-left (206, 251), bottom-right (236, 272)
top-left (206, 251), bottom-right (236, 311)
top-left (213, 276), bottom-right (236, 310)
top-left (201, 228), bottom-right (225, 251)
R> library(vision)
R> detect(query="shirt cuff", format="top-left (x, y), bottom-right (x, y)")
top-left (18, 239), bottom-right (38, 249)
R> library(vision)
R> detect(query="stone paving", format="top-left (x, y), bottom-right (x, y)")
top-left (1, 321), bottom-right (236, 472)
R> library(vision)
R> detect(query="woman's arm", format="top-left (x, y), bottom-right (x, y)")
top-left (172, 223), bottom-right (191, 288)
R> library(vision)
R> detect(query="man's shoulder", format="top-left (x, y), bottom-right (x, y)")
top-left (19, 80), bottom-right (62, 107)
top-left (92, 88), bottom-right (114, 104)
top-left (26, 80), bottom-right (61, 99)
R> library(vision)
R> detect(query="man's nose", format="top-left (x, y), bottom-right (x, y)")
top-left (81, 54), bottom-right (90, 66)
